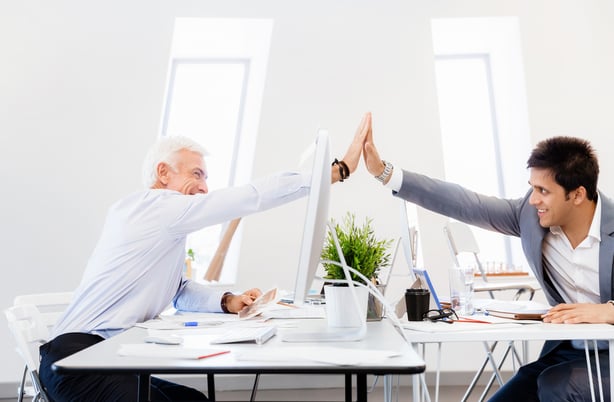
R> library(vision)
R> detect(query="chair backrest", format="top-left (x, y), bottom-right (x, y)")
top-left (5, 304), bottom-right (48, 372)
top-left (4, 291), bottom-right (73, 399)
top-left (13, 292), bottom-right (73, 331)
top-left (443, 221), bottom-right (488, 281)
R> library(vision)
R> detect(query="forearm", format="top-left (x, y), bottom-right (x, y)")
top-left (395, 169), bottom-right (523, 236)
top-left (173, 280), bottom-right (227, 313)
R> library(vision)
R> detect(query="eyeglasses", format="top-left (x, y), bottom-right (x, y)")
top-left (422, 308), bottom-right (458, 323)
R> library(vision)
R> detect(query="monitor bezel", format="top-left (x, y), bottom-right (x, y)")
top-left (292, 129), bottom-right (330, 306)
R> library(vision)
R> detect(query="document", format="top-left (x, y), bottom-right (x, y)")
top-left (118, 344), bottom-right (229, 360)
top-left (238, 287), bottom-right (279, 319)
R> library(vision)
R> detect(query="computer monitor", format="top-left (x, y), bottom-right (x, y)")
top-left (292, 129), bottom-right (331, 306)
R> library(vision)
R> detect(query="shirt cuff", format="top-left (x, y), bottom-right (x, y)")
top-left (384, 164), bottom-right (402, 192)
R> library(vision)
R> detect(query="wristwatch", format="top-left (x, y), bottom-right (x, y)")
top-left (221, 292), bottom-right (233, 313)
top-left (375, 160), bottom-right (393, 183)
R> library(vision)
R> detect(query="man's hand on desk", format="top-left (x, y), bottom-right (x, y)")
top-left (542, 302), bottom-right (614, 324)
top-left (223, 288), bottom-right (262, 313)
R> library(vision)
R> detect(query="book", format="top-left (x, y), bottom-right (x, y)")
top-left (486, 310), bottom-right (544, 320)
top-left (484, 300), bottom-right (550, 321)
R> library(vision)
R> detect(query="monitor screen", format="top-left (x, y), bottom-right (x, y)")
top-left (292, 129), bottom-right (331, 306)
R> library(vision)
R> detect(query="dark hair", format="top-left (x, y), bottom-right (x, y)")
top-left (527, 136), bottom-right (599, 201)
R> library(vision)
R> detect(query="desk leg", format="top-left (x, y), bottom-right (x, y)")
top-left (345, 374), bottom-right (352, 401)
top-left (356, 374), bottom-right (367, 402)
top-left (383, 375), bottom-right (392, 402)
top-left (343, 374), bottom-right (367, 402)
top-left (207, 374), bottom-right (216, 401)
top-left (137, 374), bottom-right (150, 402)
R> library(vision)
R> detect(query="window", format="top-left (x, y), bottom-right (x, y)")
top-left (160, 18), bottom-right (273, 284)
top-left (432, 17), bottom-right (531, 271)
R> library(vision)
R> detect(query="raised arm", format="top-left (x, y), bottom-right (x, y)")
top-left (331, 112), bottom-right (371, 183)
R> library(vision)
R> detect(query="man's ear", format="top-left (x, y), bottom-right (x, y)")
top-left (157, 162), bottom-right (170, 186)
top-left (572, 186), bottom-right (588, 205)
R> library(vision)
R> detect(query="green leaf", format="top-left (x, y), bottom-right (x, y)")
top-left (320, 212), bottom-right (393, 285)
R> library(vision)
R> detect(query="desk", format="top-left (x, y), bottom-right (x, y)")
top-left (52, 319), bottom-right (424, 402)
top-left (403, 322), bottom-right (614, 402)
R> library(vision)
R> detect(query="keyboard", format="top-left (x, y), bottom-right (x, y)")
top-left (210, 326), bottom-right (277, 345)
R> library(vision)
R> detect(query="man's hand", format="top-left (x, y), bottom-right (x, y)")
top-left (342, 112), bottom-right (371, 174)
top-left (363, 116), bottom-right (386, 178)
top-left (331, 113), bottom-right (371, 183)
top-left (542, 302), bottom-right (614, 324)
top-left (225, 288), bottom-right (262, 314)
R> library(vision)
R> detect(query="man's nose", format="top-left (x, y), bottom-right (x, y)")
top-left (529, 190), bottom-right (538, 205)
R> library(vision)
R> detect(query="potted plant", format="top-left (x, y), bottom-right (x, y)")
top-left (321, 213), bottom-right (393, 324)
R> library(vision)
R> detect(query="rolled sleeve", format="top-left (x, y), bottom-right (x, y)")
top-left (173, 280), bottom-right (227, 313)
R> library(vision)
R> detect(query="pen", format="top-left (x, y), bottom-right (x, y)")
top-left (276, 301), bottom-right (298, 309)
top-left (183, 321), bottom-right (223, 327)
top-left (198, 350), bottom-right (230, 360)
top-left (452, 318), bottom-right (491, 324)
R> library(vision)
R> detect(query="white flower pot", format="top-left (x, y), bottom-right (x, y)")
top-left (324, 285), bottom-right (369, 328)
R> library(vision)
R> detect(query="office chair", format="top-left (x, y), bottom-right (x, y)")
top-left (444, 221), bottom-right (542, 401)
top-left (4, 292), bottom-right (73, 402)
top-left (444, 221), bottom-right (539, 301)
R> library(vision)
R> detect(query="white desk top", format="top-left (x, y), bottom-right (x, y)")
top-left (53, 318), bottom-right (425, 376)
top-left (402, 321), bottom-right (614, 343)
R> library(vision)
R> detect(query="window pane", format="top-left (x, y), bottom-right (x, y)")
top-left (164, 61), bottom-right (246, 282)
top-left (165, 62), bottom-right (246, 189)
top-left (432, 17), bottom-right (532, 274)
top-left (436, 56), bottom-right (507, 265)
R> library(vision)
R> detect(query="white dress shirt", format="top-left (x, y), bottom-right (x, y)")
top-left (543, 196), bottom-right (602, 304)
top-left (53, 171), bottom-right (310, 339)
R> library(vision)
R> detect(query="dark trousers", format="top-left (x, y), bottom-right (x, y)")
top-left (39, 332), bottom-right (209, 402)
top-left (489, 341), bottom-right (610, 402)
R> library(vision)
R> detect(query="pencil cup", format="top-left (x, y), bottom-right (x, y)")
top-left (405, 289), bottom-right (430, 321)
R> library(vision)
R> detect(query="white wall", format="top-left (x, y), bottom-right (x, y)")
top-left (1, 0), bottom-right (613, 391)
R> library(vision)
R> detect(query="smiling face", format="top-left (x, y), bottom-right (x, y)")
top-left (528, 167), bottom-right (575, 229)
top-left (155, 149), bottom-right (208, 195)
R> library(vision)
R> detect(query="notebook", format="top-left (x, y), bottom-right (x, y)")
top-left (483, 300), bottom-right (549, 320)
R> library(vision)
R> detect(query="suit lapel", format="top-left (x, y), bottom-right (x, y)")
top-left (598, 192), bottom-right (614, 301)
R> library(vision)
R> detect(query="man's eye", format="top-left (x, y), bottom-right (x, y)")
top-left (194, 172), bottom-right (201, 179)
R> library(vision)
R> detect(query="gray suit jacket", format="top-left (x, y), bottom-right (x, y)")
top-left (395, 170), bottom-right (614, 355)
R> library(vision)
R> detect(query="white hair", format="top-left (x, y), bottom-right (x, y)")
top-left (142, 135), bottom-right (208, 188)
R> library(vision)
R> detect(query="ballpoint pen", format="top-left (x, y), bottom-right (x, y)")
top-left (183, 321), bottom-right (224, 327)
top-left (198, 350), bottom-right (230, 360)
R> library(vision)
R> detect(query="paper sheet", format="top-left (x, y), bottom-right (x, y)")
top-left (235, 346), bottom-right (400, 366)
top-left (117, 344), bottom-right (229, 360)
top-left (135, 313), bottom-right (240, 330)
top-left (401, 320), bottom-right (523, 333)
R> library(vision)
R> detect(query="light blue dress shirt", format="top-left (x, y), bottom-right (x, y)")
top-left (53, 171), bottom-right (310, 339)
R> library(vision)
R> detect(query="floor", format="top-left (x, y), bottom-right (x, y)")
top-left (2, 385), bottom-right (497, 401)
top-left (215, 384), bottom-right (497, 401)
